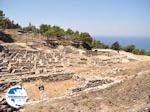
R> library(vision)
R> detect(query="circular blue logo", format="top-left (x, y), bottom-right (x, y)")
top-left (5, 85), bottom-right (28, 108)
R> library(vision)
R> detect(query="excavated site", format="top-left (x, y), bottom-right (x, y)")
top-left (0, 41), bottom-right (150, 112)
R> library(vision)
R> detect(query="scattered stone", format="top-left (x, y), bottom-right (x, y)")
top-left (85, 79), bottom-right (113, 88)
top-left (0, 98), bottom-right (19, 112)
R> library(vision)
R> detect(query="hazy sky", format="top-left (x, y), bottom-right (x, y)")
top-left (0, 0), bottom-right (150, 37)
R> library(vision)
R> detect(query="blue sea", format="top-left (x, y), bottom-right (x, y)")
top-left (94, 36), bottom-right (150, 51)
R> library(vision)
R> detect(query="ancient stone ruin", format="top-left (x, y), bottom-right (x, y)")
top-left (0, 42), bottom-right (149, 112)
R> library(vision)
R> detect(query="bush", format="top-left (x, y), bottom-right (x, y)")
top-left (111, 41), bottom-right (120, 50)
top-left (124, 44), bottom-right (136, 52)
top-left (139, 49), bottom-right (146, 55)
top-left (132, 49), bottom-right (140, 55)
top-left (0, 10), bottom-right (21, 29)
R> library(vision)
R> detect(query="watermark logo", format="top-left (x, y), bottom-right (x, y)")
top-left (5, 85), bottom-right (28, 109)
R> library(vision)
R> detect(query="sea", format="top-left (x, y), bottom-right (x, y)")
top-left (94, 36), bottom-right (150, 51)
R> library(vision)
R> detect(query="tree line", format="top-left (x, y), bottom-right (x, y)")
top-left (0, 10), bottom-right (150, 55)
top-left (39, 24), bottom-right (109, 49)
top-left (111, 41), bottom-right (150, 56)
top-left (0, 10), bottom-right (21, 29)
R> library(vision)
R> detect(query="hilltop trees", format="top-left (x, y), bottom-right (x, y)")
top-left (66, 28), bottom-right (74, 36)
top-left (45, 26), bottom-right (65, 37)
top-left (0, 10), bottom-right (5, 19)
top-left (80, 32), bottom-right (92, 44)
top-left (70, 31), bottom-right (80, 41)
top-left (51, 26), bottom-right (65, 37)
top-left (139, 49), bottom-right (146, 55)
top-left (111, 41), bottom-right (120, 51)
top-left (0, 9), bottom-right (111, 50)
top-left (39, 24), bottom-right (65, 37)
top-left (39, 24), bottom-right (96, 49)
top-left (0, 10), bottom-right (150, 55)
top-left (122, 44), bottom-right (148, 55)
top-left (39, 24), bottom-right (50, 34)
top-left (0, 10), bottom-right (5, 29)
top-left (23, 23), bottom-right (38, 33)
top-left (0, 10), bottom-right (21, 29)
top-left (124, 44), bottom-right (136, 52)
top-left (92, 40), bottom-right (109, 49)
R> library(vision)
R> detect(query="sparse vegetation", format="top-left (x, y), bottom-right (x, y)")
top-left (0, 10), bottom-right (21, 29)
top-left (0, 10), bottom-right (150, 56)
top-left (123, 44), bottom-right (148, 55)
top-left (22, 22), bottom-right (38, 33)
top-left (111, 41), bottom-right (120, 51)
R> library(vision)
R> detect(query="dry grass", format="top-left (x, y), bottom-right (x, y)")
top-left (22, 79), bottom-right (77, 102)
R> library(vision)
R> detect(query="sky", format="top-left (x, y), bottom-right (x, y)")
top-left (0, 0), bottom-right (150, 37)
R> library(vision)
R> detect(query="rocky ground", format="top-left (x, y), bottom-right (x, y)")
top-left (0, 42), bottom-right (150, 112)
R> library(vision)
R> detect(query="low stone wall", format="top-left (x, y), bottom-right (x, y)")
top-left (22, 73), bottom-right (74, 82)
top-left (0, 72), bottom-right (74, 92)
top-left (72, 79), bottom-right (113, 93)
top-left (0, 81), bottom-right (18, 92)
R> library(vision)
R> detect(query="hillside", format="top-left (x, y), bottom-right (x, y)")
top-left (0, 32), bottom-right (150, 111)
top-left (0, 11), bottom-right (150, 112)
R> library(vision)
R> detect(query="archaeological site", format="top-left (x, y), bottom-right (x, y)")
top-left (0, 2), bottom-right (150, 110)
top-left (0, 29), bottom-right (150, 112)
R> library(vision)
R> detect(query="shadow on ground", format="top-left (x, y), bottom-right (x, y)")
top-left (0, 31), bottom-right (14, 43)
